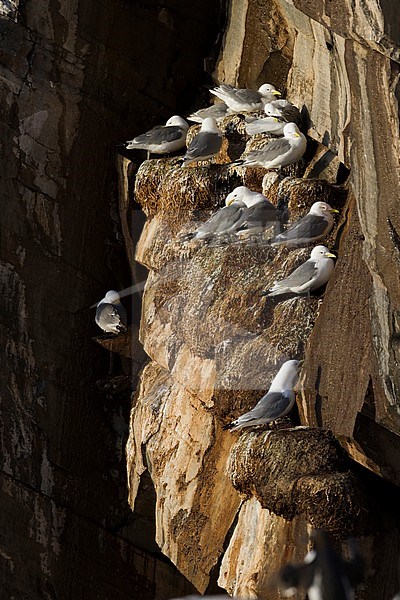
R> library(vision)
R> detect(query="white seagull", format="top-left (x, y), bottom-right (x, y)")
top-left (182, 186), bottom-right (276, 241)
top-left (265, 100), bottom-right (302, 124)
top-left (223, 359), bottom-right (302, 431)
top-left (265, 245), bottom-right (336, 296)
top-left (235, 123), bottom-right (307, 169)
top-left (180, 117), bottom-right (223, 166)
top-left (119, 116), bottom-right (189, 158)
top-left (210, 82), bottom-right (281, 113)
top-left (95, 290), bottom-right (127, 335)
top-left (272, 202), bottom-right (339, 246)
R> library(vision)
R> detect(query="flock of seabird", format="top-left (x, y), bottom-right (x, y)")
top-left (97, 79), bottom-right (340, 432)
top-left (92, 81), bottom-right (394, 600)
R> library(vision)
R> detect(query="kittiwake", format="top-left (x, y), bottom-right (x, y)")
top-left (119, 116), bottom-right (189, 158)
top-left (277, 530), bottom-right (365, 600)
top-left (234, 123), bottom-right (306, 169)
top-left (187, 102), bottom-right (231, 123)
top-left (264, 100), bottom-right (302, 125)
top-left (95, 290), bottom-right (127, 335)
top-left (210, 83), bottom-right (281, 113)
top-left (264, 245), bottom-right (336, 296)
top-left (182, 186), bottom-right (276, 240)
top-left (272, 202), bottom-right (339, 246)
top-left (223, 359), bottom-right (302, 431)
top-left (233, 187), bottom-right (277, 236)
top-left (180, 117), bottom-right (223, 166)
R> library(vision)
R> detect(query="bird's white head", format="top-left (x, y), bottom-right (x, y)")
top-left (283, 123), bottom-right (302, 138)
top-left (263, 102), bottom-right (281, 117)
top-left (165, 115), bottom-right (189, 130)
top-left (310, 245), bottom-right (336, 260)
top-left (225, 186), bottom-right (247, 206)
top-left (309, 202), bottom-right (339, 216)
top-left (258, 83), bottom-right (281, 97)
top-left (200, 117), bottom-right (221, 134)
top-left (103, 290), bottom-right (121, 304)
top-left (270, 359), bottom-right (303, 392)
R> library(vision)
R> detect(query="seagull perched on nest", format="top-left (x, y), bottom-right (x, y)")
top-left (245, 100), bottom-right (303, 137)
top-left (119, 116), bottom-right (189, 158)
top-left (271, 202), bottom-right (339, 246)
top-left (95, 290), bottom-right (127, 335)
top-left (265, 100), bottom-right (302, 125)
top-left (277, 529), bottom-right (365, 600)
top-left (223, 359), bottom-right (302, 431)
top-left (210, 82), bottom-right (281, 113)
top-left (264, 245), bottom-right (336, 296)
top-left (187, 102), bottom-right (231, 124)
top-left (181, 186), bottom-right (276, 241)
top-left (234, 123), bottom-right (306, 169)
top-left (180, 117), bottom-right (223, 166)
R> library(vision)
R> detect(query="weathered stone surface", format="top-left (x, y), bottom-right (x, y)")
top-left (126, 361), bottom-right (241, 593)
top-left (219, 498), bottom-right (310, 599)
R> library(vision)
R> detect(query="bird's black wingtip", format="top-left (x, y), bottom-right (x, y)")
top-left (222, 423), bottom-right (233, 431)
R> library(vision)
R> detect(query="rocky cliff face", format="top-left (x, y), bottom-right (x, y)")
top-left (125, 1), bottom-right (400, 599)
top-left (0, 1), bottom-right (223, 598)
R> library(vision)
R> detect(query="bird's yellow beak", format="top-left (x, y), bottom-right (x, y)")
top-left (272, 90), bottom-right (281, 96)
top-left (293, 133), bottom-right (301, 138)
top-left (324, 252), bottom-right (336, 258)
top-left (329, 208), bottom-right (339, 213)
top-left (226, 198), bottom-right (235, 206)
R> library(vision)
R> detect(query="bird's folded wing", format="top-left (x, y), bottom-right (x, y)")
top-left (134, 125), bottom-right (184, 144)
top-left (277, 260), bottom-right (317, 288)
top-left (246, 138), bottom-right (291, 163)
top-left (276, 214), bottom-right (328, 242)
top-left (195, 204), bottom-right (245, 236)
top-left (185, 132), bottom-right (222, 160)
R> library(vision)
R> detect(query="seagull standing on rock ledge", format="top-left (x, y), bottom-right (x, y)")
top-left (223, 359), bottom-right (302, 431)
top-left (119, 116), bottom-right (189, 158)
top-left (95, 291), bottom-right (127, 335)
top-left (271, 202), bottom-right (339, 246)
top-left (180, 117), bottom-right (223, 166)
top-left (234, 123), bottom-right (307, 170)
top-left (265, 245), bottom-right (336, 296)
top-left (210, 82), bottom-right (281, 112)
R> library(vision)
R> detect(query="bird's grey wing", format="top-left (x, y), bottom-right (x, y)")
top-left (278, 260), bottom-right (318, 287)
top-left (185, 132), bottom-right (222, 160)
top-left (134, 125), bottom-right (184, 145)
top-left (258, 391), bottom-right (292, 420)
top-left (95, 304), bottom-right (123, 329)
top-left (245, 118), bottom-right (285, 135)
top-left (240, 202), bottom-right (277, 228)
top-left (256, 138), bottom-right (291, 162)
top-left (234, 88), bottom-right (262, 103)
top-left (275, 214), bottom-right (328, 243)
top-left (237, 391), bottom-right (290, 424)
top-left (116, 302), bottom-right (127, 326)
top-left (197, 103), bottom-right (228, 120)
top-left (195, 204), bottom-right (245, 236)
